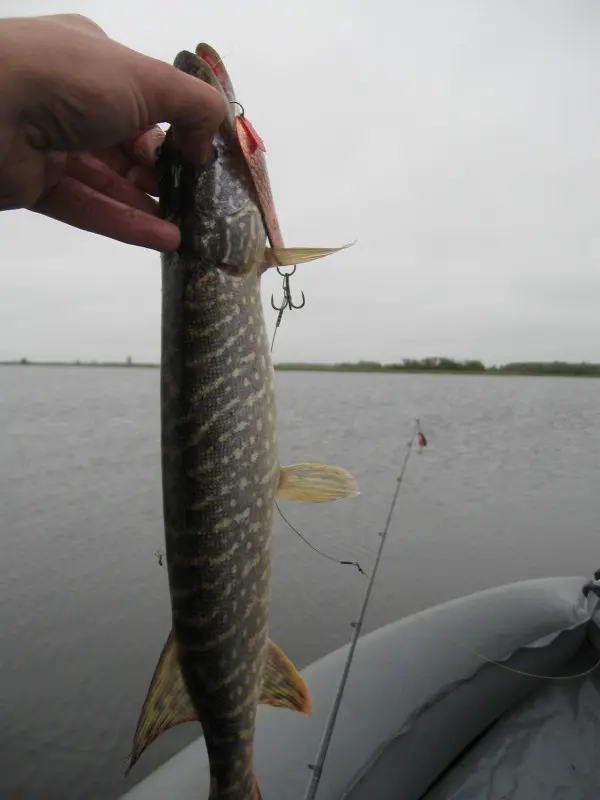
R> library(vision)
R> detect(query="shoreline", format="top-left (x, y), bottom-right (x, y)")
top-left (2, 361), bottom-right (600, 379)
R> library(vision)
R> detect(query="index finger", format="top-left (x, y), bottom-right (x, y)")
top-left (132, 55), bottom-right (226, 165)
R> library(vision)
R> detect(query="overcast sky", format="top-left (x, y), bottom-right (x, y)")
top-left (1, 0), bottom-right (600, 365)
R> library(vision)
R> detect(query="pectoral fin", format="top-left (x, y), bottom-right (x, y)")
top-left (277, 463), bottom-right (359, 503)
top-left (264, 243), bottom-right (355, 270)
top-left (259, 639), bottom-right (312, 714)
top-left (126, 630), bottom-right (196, 774)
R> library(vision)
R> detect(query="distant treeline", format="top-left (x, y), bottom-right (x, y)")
top-left (275, 358), bottom-right (600, 377)
top-left (4, 357), bottom-right (600, 377)
top-left (0, 358), bottom-right (158, 368)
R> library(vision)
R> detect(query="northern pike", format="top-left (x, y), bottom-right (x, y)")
top-left (127, 45), bottom-right (357, 800)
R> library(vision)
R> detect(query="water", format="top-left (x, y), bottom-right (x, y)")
top-left (1, 366), bottom-right (600, 799)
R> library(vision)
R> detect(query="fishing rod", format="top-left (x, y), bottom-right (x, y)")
top-left (266, 277), bottom-right (427, 797)
top-left (302, 419), bottom-right (425, 800)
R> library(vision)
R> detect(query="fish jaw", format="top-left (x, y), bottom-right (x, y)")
top-left (173, 49), bottom-right (236, 133)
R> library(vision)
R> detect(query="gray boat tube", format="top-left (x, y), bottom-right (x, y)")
top-left (121, 576), bottom-right (599, 800)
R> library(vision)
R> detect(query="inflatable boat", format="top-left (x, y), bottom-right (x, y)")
top-left (121, 575), bottom-right (600, 799)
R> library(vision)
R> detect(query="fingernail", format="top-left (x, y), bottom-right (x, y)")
top-left (133, 126), bottom-right (165, 166)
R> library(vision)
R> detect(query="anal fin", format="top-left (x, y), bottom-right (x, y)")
top-left (277, 463), bottom-right (359, 503)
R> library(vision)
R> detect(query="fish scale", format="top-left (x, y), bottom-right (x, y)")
top-left (127, 46), bottom-right (358, 800)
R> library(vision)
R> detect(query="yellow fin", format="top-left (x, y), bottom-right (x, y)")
top-left (263, 242), bottom-right (355, 269)
top-left (259, 638), bottom-right (312, 714)
top-left (276, 463), bottom-right (359, 503)
top-left (126, 630), bottom-right (197, 774)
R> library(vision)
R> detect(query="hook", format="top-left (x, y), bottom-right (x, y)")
top-left (271, 266), bottom-right (305, 311)
top-left (230, 100), bottom-right (245, 116)
top-left (269, 264), bottom-right (306, 352)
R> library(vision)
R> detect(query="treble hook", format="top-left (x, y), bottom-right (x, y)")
top-left (270, 265), bottom-right (306, 312)
top-left (269, 264), bottom-right (306, 352)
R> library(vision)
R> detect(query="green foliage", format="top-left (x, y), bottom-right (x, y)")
top-left (273, 359), bottom-right (600, 377)
top-left (498, 361), bottom-right (600, 377)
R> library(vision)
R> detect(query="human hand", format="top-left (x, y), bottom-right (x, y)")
top-left (0, 14), bottom-right (226, 250)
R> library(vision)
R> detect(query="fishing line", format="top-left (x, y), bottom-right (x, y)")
top-left (302, 420), bottom-right (425, 800)
top-left (445, 634), bottom-right (600, 681)
top-left (275, 501), bottom-right (368, 577)
top-left (269, 273), bottom-right (367, 578)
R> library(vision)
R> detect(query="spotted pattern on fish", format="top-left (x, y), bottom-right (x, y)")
top-left (158, 91), bottom-right (278, 797)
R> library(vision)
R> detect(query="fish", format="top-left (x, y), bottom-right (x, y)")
top-left (127, 45), bottom-right (358, 800)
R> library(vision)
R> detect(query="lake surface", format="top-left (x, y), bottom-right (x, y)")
top-left (1, 366), bottom-right (600, 799)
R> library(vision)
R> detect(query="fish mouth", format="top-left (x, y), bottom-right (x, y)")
top-left (173, 49), bottom-right (236, 134)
